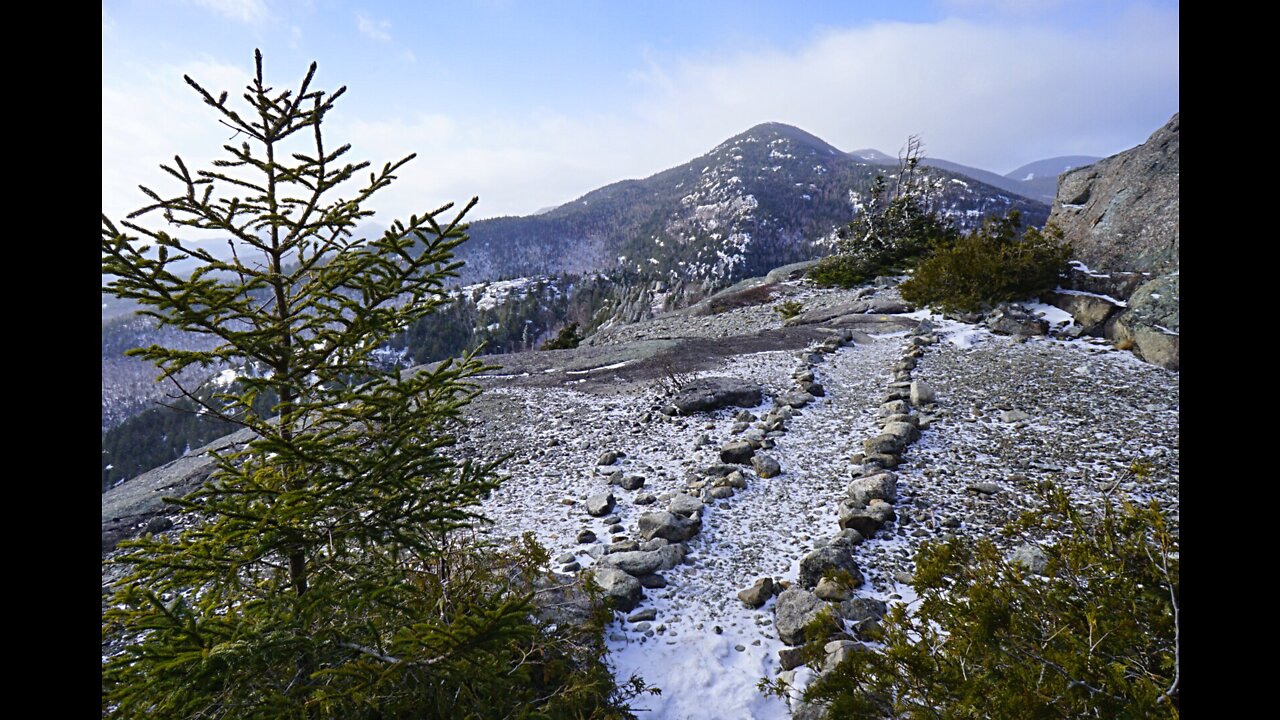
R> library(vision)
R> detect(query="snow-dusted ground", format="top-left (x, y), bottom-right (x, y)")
top-left (453, 286), bottom-right (1179, 720)
top-left (466, 336), bottom-right (901, 718)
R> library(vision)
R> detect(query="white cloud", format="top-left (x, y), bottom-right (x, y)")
top-left (190, 0), bottom-right (268, 24)
top-left (103, 59), bottom-right (254, 232)
top-left (333, 12), bottom-right (1177, 220)
top-left (356, 11), bottom-right (391, 42)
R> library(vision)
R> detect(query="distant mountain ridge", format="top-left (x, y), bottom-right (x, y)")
top-left (850, 151), bottom-right (1101, 204)
top-left (456, 122), bottom-right (1050, 291)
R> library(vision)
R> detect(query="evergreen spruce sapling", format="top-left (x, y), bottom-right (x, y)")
top-left (809, 136), bottom-right (956, 288)
top-left (102, 51), bottom-right (644, 718)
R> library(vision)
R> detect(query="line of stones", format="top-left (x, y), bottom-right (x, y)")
top-left (758, 319), bottom-right (941, 718)
top-left (564, 330), bottom-right (856, 633)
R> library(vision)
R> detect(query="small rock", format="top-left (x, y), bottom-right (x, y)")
top-left (144, 516), bottom-right (174, 534)
top-left (586, 492), bottom-right (616, 517)
top-left (863, 434), bottom-right (904, 456)
top-left (619, 474), bottom-right (646, 491)
top-left (1010, 544), bottom-right (1049, 575)
top-left (778, 647), bottom-right (806, 670)
top-left (967, 482), bottom-right (1002, 495)
top-left (880, 400), bottom-right (910, 415)
top-left (737, 577), bottom-right (775, 608)
top-left (720, 441), bottom-right (756, 464)
top-left (752, 454), bottom-right (782, 478)
top-left (910, 380), bottom-right (936, 406)
top-left (556, 552), bottom-right (576, 564)
top-left (597, 450), bottom-right (621, 466)
top-left (576, 530), bottom-right (597, 544)
top-left (561, 562), bottom-right (580, 572)
top-left (779, 392), bottom-right (814, 408)
top-left (999, 409), bottom-right (1031, 423)
top-left (709, 486), bottom-right (735, 499)
top-left (628, 608), bottom-right (657, 622)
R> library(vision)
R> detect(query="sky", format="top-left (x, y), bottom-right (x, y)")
top-left (103, 0), bottom-right (1179, 225)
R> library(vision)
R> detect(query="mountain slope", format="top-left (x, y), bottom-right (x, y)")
top-left (456, 123), bottom-right (1048, 289)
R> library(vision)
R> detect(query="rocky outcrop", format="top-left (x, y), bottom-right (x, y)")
top-left (1107, 273), bottom-right (1179, 370)
top-left (1047, 113), bottom-right (1179, 370)
top-left (1049, 113), bottom-right (1179, 276)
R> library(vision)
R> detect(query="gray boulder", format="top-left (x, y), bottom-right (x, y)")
top-left (586, 492), bottom-right (616, 517)
top-left (847, 472), bottom-right (897, 507)
top-left (798, 544), bottom-right (865, 590)
top-left (618, 474), bottom-right (646, 491)
top-left (588, 566), bottom-right (643, 612)
top-left (720, 441), bottom-right (756, 464)
top-left (599, 545), bottom-right (686, 576)
top-left (668, 493), bottom-right (704, 517)
top-left (774, 588), bottom-right (833, 646)
top-left (752, 454), bottom-right (782, 478)
top-left (737, 577), bottom-right (775, 608)
top-left (666, 377), bottom-right (762, 414)
top-left (1107, 272), bottom-right (1179, 370)
top-left (863, 434), bottom-right (904, 456)
top-left (778, 392), bottom-right (814, 408)
top-left (637, 511), bottom-right (701, 542)
top-left (909, 380), bottom-right (936, 406)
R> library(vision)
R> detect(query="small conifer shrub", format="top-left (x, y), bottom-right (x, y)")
top-left (899, 211), bottom-right (1071, 313)
top-left (763, 473), bottom-right (1179, 718)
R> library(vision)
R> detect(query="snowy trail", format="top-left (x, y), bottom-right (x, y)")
top-left (469, 335), bottom-right (901, 718)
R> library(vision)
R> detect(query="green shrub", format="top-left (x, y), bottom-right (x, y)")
top-left (764, 475), bottom-right (1179, 718)
top-left (540, 321), bottom-right (582, 350)
top-left (899, 212), bottom-right (1071, 313)
top-left (809, 194), bottom-right (957, 288)
top-left (774, 300), bottom-right (805, 319)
